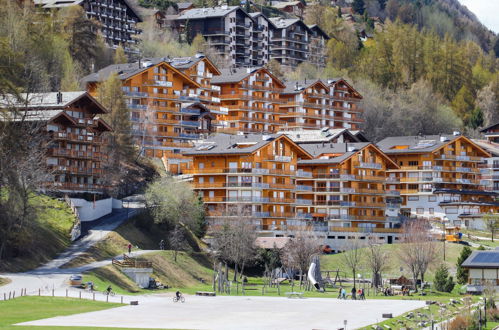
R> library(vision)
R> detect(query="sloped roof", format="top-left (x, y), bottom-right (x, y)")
top-left (307, 24), bottom-right (330, 39)
top-left (462, 250), bottom-right (499, 269)
top-left (211, 68), bottom-right (256, 84)
top-left (472, 139), bottom-right (499, 157)
top-left (269, 17), bottom-right (301, 29)
top-left (481, 122), bottom-right (499, 133)
top-left (177, 2), bottom-right (193, 10)
top-left (0, 91), bottom-right (88, 109)
top-left (282, 79), bottom-right (328, 94)
top-left (175, 6), bottom-right (240, 19)
top-left (377, 135), bottom-right (459, 154)
top-left (277, 128), bottom-right (360, 143)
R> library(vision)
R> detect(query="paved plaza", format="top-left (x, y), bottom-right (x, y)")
top-left (19, 294), bottom-right (425, 330)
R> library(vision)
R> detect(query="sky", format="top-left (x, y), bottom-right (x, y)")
top-left (458, 0), bottom-right (499, 34)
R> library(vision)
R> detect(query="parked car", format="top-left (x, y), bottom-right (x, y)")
top-left (69, 274), bottom-right (83, 287)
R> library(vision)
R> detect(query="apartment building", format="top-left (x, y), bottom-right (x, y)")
top-left (2, 91), bottom-right (111, 194)
top-left (377, 134), bottom-right (498, 228)
top-left (269, 18), bottom-right (310, 67)
top-left (212, 67), bottom-right (286, 134)
top-left (34, 0), bottom-right (141, 53)
top-left (82, 57), bottom-right (219, 158)
top-left (183, 133), bottom-right (314, 232)
top-left (175, 6), bottom-right (270, 67)
top-left (327, 78), bottom-right (364, 131)
top-left (294, 142), bottom-right (402, 247)
top-left (475, 122), bottom-right (499, 194)
top-left (307, 25), bottom-right (329, 67)
top-left (279, 128), bottom-right (368, 145)
top-left (279, 79), bottom-right (364, 131)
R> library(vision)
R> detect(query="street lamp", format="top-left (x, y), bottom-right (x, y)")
top-left (442, 216), bottom-right (448, 261)
top-left (343, 319), bottom-right (347, 330)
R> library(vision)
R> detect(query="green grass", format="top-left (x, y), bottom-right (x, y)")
top-left (0, 194), bottom-right (76, 272)
top-left (0, 296), bottom-right (127, 330)
top-left (320, 242), bottom-right (471, 282)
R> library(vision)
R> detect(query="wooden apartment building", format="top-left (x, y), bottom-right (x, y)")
top-left (2, 91), bottom-right (111, 194)
top-left (184, 133), bottom-right (313, 232)
top-left (377, 134), bottom-right (499, 228)
top-left (82, 55), bottom-right (221, 159)
top-left (279, 79), bottom-right (363, 131)
top-left (212, 67), bottom-right (286, 134)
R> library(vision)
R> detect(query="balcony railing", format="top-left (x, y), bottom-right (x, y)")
top-left (356, 162), bottom-right (382, 170)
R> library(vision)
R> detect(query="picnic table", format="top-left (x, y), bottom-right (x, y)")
top-left (285, 291), bottom-right (304, 299)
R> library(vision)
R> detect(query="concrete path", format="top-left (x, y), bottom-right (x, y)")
top-left (18, 295), bottom-right (426, 330)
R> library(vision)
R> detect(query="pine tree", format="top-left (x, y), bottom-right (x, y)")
top-left (337, 6), bottom-right (342, 18)
top-left (456, 246), bottom-right (472, 285)
top-left (245, 0), bottom-right (251, 13)
top-left (352, 0), bottom-right (365, 15)
top-left (444, 276), bottom-right (455, 293)
top-left (434, 264), bottom-right (450, 292)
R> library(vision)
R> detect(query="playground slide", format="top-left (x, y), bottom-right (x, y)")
top-left (308, 261), bottom-right (320, 290)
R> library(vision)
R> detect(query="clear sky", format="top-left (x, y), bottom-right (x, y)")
top-left (458, 0), bottom-right (499, 34)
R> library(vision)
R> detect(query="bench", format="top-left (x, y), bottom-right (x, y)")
top-left (195, 291), bottom-right (216, 296)
top-left (285, 291), bottom-right (304, 299)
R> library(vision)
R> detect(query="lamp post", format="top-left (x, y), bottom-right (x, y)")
top-left (442, 216), bottom-right (448, 261)
top-left (343, 319), bottom-right (347, 330)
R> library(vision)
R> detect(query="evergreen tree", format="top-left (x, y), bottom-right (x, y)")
top-left (114, 44), bottom-right (127, 64)
top-left (245, 0), bottom-right (251, 13)
top-left (378, 0), bottom-right (387, 10)
top-left (434, 264), bottom-right (450, 292)
top-left (456, 246), bottom-right (472, 285)
top-left (352, 0), bottom-right (365, 15)
top-left (337, 6), bottom-right (342, 18)
top-left (494, 38), bottom-right (499, 58)
top-left (60, 49), bottom-right (80, 91)
top-left (444, 276), bottom-right (455, 293)
top-left (185, 19), bottom-right (193, 44)
top-left (451, 86), bottom-right (475, 126)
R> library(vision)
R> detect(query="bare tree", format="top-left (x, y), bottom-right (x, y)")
top-left (483, 213), bottom-right (499, 242)
top-left (169, 224), bottom-right (186, 262)
top-left (280, 230), bottom-right (321, 286)
top-left (340, 236), bottom-right (365, 289)
top-left (366, 237), bottom-right (390, 288)
top-left (210, 205), bottom-right (257, 281)
top-left (398, 219), bottom-right (439, 291)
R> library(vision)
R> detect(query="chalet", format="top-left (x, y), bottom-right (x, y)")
top-left (462, 249), bottom-right (499, 293)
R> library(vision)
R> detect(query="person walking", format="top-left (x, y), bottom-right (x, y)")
top-left (341, 287), bottom-right (346, 299)
top-left (127, 243), bottom-right (132, 254)
top-left (351, 287), bottom-right (356, 300)
top-left (159, 239), bottom-right (165, 250)
top-left (360, 288), bottom-right (365, 300)
top-left (338, 286), bottom-right (343, 299)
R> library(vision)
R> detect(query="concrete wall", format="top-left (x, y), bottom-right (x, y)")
top-left (122, 268), bottom-right (153, 288)
top-left (112, 198), bottom-right (123, 209)
top-left (70, 198), bottom-right (114, 222)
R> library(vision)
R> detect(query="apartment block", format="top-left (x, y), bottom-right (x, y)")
top-left (2, 91), bottom-right (111, 194)
top-left (175, 6), bottom-right (270, 67)
top-left (307, 25), bottom-right (329, 67)
top-left (82, 56), bottom-right (220, 158)
top-left (279, 79), bottom-right (363, 131)
top-left (34, 0), bottom-right (142, 53)
top-left (212, 67), bottom-right (286, 134)
top-left (183, 133), bottom-right (313, 232)
top-left (294, 142), bottom-right (402, 246)
top-left (475, 122), bottom-right (499, 194)
top-left (269, 18), bottom-right (310, 67)
top-left (377, 134), bottom-right (499, 228)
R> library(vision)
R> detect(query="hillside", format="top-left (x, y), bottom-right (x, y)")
top-left (0, 194), bottom-right (76, 272)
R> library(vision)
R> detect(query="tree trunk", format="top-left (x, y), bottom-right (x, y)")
top-left (412, 272), bottom-right (418, 293)
top-left (239, 261), bottom-right (245, 279)
top-left (233, 263), bottom-right (238, 282)
top-left (353, 270), bottom-right (356, 289)
top-left (174, 249), bottom-right (177, 262)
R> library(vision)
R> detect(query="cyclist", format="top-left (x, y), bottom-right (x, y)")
top-left (106, 285), bottom-right (113, 295)
top-left (175, 291), bottom-right (181, 300)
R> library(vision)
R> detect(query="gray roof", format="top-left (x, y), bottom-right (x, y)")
top-left (277, 128), bottom-right (357, 143)
top-left (0, 91), bottom-right (88, 109)
top-left (299, 142), bottom-right (370, 158)
top-left (34, 0), bottom-right (84, 7)
top-left (81, 57), bottom-right (196, 84)
top-left (211, 67), bottom-right (262, 84)
top-left (377, 135), bottom-right (459, 154)
top-left (1, 109), bottom-right (67, 123)
top-left (462, 250), bottom-right (499, 269)
top-left (177, 2), bottom-right (193, 10)
top-left (269, 17), bottom-right (301, 29)
top-left (472, 139), bottom-right (499, 157)
top-left (183, 133), bottom-right (281, 155)
top-left (176, 6), bottom-right (240, 20)
top-left (282, 79), bottom-right (326, 94)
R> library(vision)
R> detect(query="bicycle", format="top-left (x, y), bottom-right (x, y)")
top-left (103, 290), bottom-right (116, 296)
top-left (173, 295), bottom-right (185, 303)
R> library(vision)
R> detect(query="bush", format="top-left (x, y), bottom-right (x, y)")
top-left (449, 315), bottom-right (469, 329)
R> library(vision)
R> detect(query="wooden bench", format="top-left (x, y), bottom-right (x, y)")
top-left (195, 291), bottom-right (216, 296)
top-left (285, 291), bottom-right (304, 299)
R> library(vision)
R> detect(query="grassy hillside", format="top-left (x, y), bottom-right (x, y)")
top-left (321, 242), bottom-right (469, 282)
top-left (62, 213), bottom-right (206, 269)
top-left (0, 194), bottom-right (76, 272)
top-left (83, 251), bottom-right (213, 294)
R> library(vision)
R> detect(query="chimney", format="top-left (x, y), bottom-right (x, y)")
top-left (56, 91), bottom-right (63, 104)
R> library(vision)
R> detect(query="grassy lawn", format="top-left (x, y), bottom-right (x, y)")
top-left (0, 194), bottom-right (76, 272)
top-left (321, 242), bottom-right (471, 282)
top-left (0, 296), bottom-right (131, 330)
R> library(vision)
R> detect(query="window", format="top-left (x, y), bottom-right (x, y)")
top-left (446, 208), bottom-right (458, 214)
top-left (198, 177), bottom-right (204, 183)
top-left (417, 208), bottom-right (424, 214)
top-left (429, 196), bottom-right (437, 202)
top-left (408, 161), bottom-right (419, 166)
top-left (408, 196), bottom-right (419, 201)
top-left (209, 191), bottom-right (214, 198)
top-left (429, 208), bottom-right (434, 215)
top-left (198, 163), bottom-right (205, 169)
